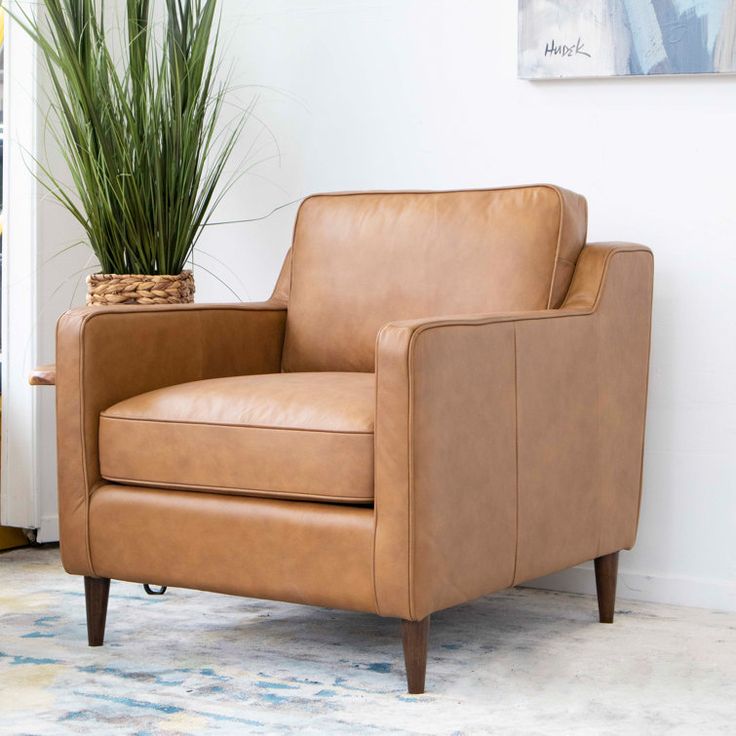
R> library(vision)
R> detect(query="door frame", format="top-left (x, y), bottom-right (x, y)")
top-left (1, 3), bottom-right (58, 541)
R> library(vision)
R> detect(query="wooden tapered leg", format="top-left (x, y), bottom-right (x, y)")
top-left (84, 576), bottom-right (110, 646)
top-left (594, 551), bottom-right (619, 624)
top-left (401, 616), bottom-right (430, 694)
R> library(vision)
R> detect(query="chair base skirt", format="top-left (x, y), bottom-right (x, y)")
top-left (85, 484), bottom-right (377, 613)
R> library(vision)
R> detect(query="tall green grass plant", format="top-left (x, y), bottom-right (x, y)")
top-left (11, 0), bottom-right (243, 275)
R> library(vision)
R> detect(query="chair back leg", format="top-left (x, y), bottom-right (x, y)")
top-left (594, 551), bottom-right (619, 623)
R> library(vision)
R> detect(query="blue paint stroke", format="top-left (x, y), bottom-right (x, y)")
top-left (256, 681), bottom-right (299, 690)
top-left (333, 676), bottom-right (396, 695)
top-left (199, 667), bottom-right (230, 681)
top-left (365, 662), bottom-right (392, 673)
top-left (207, 685), bottom-right (224, 693)
top-left (315, 689), bottom-right (337, 697)
top-left (622, 0), bottom-right (732, 73)
top-left (5, 654), bottom-right (61, 665)
top-left (73, 691), bottom-right (265, 726)
top-left (260, 693), bottom-right (288, 705)
top-left (76, 692), bottom-right (183, 715)
top-left (77, 664), bottom-right (185, 686)
top-left (34, 616), bottom-right (61, 627)
top-left (278, 674), bottom-right (323, 686)
top-left (21, 632), bottom-right (56, 639)
top-left (78, 664), bottom-right (151, 680)
top-left (59, 711), bottom-right (93, 722)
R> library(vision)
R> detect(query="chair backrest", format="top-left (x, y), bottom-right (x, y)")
top-left (280, 185), bottom-right (588, 372)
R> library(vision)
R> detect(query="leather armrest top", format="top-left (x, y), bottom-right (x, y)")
top-left (377, 243), bottom-right (649, 335)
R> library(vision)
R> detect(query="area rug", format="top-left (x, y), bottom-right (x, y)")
top-left (1, 547), bottom-right (733, 735)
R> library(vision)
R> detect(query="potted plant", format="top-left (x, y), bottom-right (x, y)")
top-left (12, 0), bottom-right (243, 305)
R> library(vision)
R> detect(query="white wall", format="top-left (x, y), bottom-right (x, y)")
top-left (11, 1), bottom-right (733, 608)
top-left (192, 0), bottom-right (736, 611)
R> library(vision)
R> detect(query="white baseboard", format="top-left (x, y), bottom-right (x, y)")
top-left (524, 564), bottom-right (736, 612)
top-left (37, 515), bottom-right (59, 544)
top-left (23, 515), bottom-right (736, 612)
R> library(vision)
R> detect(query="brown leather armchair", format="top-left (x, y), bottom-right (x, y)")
top-left (56, 186), bottom-right (653, 693)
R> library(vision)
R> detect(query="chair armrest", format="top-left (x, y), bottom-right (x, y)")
top-left (373, 244), bottom-right (653, 620)
top-left (56, 301), bottom-right (287, 576)
top-left (29, 365), bottom-right (57, 386)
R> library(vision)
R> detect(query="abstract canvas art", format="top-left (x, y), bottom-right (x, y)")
top-left (518, 0), bottom-right (736, 78)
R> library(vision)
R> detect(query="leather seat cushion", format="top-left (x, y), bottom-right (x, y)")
top-left (99, 372), bottom-right (375, 504)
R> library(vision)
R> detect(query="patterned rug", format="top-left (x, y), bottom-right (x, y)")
top-left (0, 547), bottom-right (734, 735)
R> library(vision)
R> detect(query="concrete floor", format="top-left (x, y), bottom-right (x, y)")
top-left (0, 546), bottom-right (734, 735)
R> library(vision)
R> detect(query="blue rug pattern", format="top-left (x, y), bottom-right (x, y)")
top-left (1, 548), bottom-right (734, 735)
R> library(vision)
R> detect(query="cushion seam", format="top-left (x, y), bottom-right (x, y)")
top-left (99, 475), bottom-right (373, 503)
top-left (99, 415), bottom-right (374, 435)
top-left (546, 185), bottom-right (567, 310)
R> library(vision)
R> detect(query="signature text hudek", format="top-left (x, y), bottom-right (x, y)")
top-left (544, 38), bottom-right (591, 59)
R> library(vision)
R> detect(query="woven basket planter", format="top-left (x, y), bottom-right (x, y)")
top-left (86, 271), bottom-right (195, 306)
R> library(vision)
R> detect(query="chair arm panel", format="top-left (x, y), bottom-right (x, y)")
top-left (56, 302), bottom-right (287, 576)
top-left (373, 244), bottom-right (653, 620)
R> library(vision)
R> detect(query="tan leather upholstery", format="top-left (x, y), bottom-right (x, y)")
top-left (56, 302), bottom-right (287, 576)
top-left (373, 244), bottom-right (653, 618)
top-left (282, 186), bottom-right (587, 372)
top-left (56, 187), bottom-right (652, 632)
top-left (89, 485), bottom-right (376, 612)
top-left (99, 372), bottom-right (375, 503)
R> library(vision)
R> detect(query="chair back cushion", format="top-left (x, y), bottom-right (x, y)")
top-left (281, 185), bottom-right (587, 372)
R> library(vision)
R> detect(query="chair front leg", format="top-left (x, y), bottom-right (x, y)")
top-left (401, 616), bottom-right (430, 694)
top-left (84, 576), bottom-right (111, 646)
